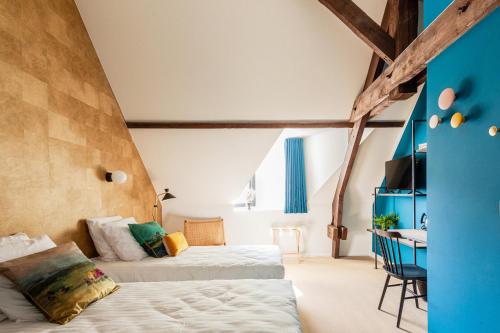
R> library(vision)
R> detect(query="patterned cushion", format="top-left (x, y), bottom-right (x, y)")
top-left (0, 242), bottom-right (119, 324)
top-left (128, 222), bottom-right (167, 257)
top-left (163, 232), bottom-right (189, 256)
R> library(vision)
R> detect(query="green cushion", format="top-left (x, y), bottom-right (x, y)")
top-left (128, 222), bottom-right (167, 258)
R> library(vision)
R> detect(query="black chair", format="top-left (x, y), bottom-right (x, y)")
top-left (375, 230), bottom-right (427, 328)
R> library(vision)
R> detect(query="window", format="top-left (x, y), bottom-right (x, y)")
top-left (232, 129), bottom-right (317, 212)
top-left (233, 175), bottom-right (256, 210)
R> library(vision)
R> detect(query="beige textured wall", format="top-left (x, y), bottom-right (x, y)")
top-left (0, 0), bottom-right (159, 257)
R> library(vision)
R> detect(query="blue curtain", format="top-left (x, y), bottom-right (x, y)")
top-left (284, 138), bottom-right (307, 213)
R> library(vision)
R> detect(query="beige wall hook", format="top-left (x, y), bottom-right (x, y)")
top-left (438, 88), bottom-right (456, 110)
top-left (429, 114), bottom-right (442, 129)
top-left (489, 126), bottom-right (498, 137)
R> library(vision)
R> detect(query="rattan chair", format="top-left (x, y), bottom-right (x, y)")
top-left (184, 217), bottom-right (226, 246)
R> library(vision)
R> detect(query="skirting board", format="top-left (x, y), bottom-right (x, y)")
top-left (369, 251), bottom-right (385, 265)
top-left (283, 253), bottom-right (331, 257)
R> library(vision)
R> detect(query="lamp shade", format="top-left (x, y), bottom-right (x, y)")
top-left (152, 188), bottom-right (176, 221)
top-left (161, 188), bottom-right (176, 201)
top-left (105, 170), bottom-right (127, 184)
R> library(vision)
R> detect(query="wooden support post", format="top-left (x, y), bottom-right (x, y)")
top-left (329, 1), bottom-right (396, 257)
top-left (331, 116), bottom-right (369, 257)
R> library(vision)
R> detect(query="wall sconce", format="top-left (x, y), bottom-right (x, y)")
top-left (450, 112), bottom-right (466, 128)
top-left (152, 188), bottom-right (176, 221)
top-left (105, 170), bottom-right (127, 184)
top-left (429, 114), bottom-right (442, 129)
top-left (438, 88), bottom-right (456, 110)
top-left (489, 126), bottom-right (498, 137)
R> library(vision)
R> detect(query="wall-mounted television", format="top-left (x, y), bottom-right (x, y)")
top-left (385, 156), bottom-right (426, 191)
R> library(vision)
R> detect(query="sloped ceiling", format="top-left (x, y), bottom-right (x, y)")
top-left (75, 0), bottom-right (388, 121)
top-left (131, 129), bottom-right (282, 205)
top-left (75, 0), bottom-right (417, 224)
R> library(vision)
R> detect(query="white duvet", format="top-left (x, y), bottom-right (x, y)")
top-left (92, 245), bottom-right (285, 282)
top-left (0, 279), bottom-right (302, 333)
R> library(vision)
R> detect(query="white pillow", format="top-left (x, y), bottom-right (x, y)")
top-left (101, 218), bottom-right (148, 261)
top-left (0, 233), bottom-right (29, 322)
top-left (0, 277), bottom-right (45, 322)
top-left (0, 234), bottom-right (56, 322)
top-left (86, 216), bottom-right (123, 261)
top-left (0, 234), bottom-right (56, 262)
top-left (0, 233), bottom-right (29, 246)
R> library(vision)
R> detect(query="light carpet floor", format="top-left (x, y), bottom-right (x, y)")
top-left (284, 256), bottom-right (427, 333)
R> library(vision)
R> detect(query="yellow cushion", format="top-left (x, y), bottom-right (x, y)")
top-left (163, 232), bottom-right (189, 256)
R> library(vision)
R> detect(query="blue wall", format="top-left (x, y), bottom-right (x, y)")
top-left (375, 88), bottom-right (428, 268)
top-left (425, 3), bottom-right (500, 333)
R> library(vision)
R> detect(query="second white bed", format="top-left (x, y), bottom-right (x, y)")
top-left (92, 245), bottom-right (285, 282)
top-left (0, 279), bottom-right (302, 333)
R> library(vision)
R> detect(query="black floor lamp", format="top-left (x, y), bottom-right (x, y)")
top-left (152, 188), bottom-right (176, 221)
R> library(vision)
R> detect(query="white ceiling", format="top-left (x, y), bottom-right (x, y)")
top-left (75, 0), bottom-right (419, 209)
top-left (75, 0), bottom-right (388, 121)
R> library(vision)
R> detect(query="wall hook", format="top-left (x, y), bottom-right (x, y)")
top-left (429, 114), bottom-right (442, 129)
top-left (489, 126), bottom-right (497, 137)
top-left (450, 112), bottom-right (465, 128)
top-left (438, 88), bottom-right (456, 110)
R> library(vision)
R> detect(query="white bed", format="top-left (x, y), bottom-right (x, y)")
top-left (92, 245), bottom-right (285, 282)
top-left (0, 279), bottom-right (302, 333)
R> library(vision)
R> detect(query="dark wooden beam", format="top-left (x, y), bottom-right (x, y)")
top-left (329, 0), bottom-right (395, 258)
top-left (126, 120), bottom-right (404, 129)
top-left (330, 115), bottom-right (370, 257)
top-left (351, 0), bottom-right (498, 121)
top-left (362, 48), bottom-right (386, 93)
top-left (394, 0), bottom-right (419, 56)
top-left (390, 0), bottom-right (419, 100)
top-left (318, 0), bottom-right (396, 64)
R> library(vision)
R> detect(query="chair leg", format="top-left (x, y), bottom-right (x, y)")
top-left (397, 280), bottom-right (408, 328)
top-left (412, 280), bottom-right (419, 309)
top-left (378, 275), bottom-right (390, 310)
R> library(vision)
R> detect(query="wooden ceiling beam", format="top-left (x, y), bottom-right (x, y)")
top-left (389, 0), bottom-right (419, 100)
top-left (351, 0), bottom-right (498, 122)
top-left (126, 120), bottom-right (405, 129)
top-left (318, 0), bottom-right (396, 64)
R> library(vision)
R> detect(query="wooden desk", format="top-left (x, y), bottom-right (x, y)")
top-left (391, 229), bottom-right (427, 244)
top-left (367, 228), bottom-right (427, 268)
top-left (367, 228), bottom-right (427, 248)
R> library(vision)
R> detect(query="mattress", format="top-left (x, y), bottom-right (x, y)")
top-left (0, 279), bottom-right (302, 333)
top-left (92, 245), bottom-right (285, 282)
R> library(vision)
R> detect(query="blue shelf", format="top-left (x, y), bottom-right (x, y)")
top-left (374, 193), bottom-right (427, 197)
top-left (372, 117), bottom-right (428, 268)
